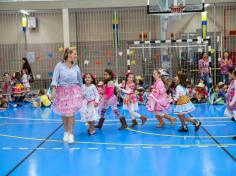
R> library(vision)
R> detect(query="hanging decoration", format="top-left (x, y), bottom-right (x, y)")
top-left (118, 58), bottom-right (125, 67)
top-left (104, 51), bottom-right (113, 57)
top-left (107, 61), bottom-right (112, 67)
top-left (36, 74), bottom-right (41, 79)
top-left (36, 56), bottom-right (41, 61)
top-left (9, 58), bottom-right (17, 64)
top-left (83, 48), bottom-right (89, 56)
top-left (47, 51), bottom-right (53, 59)
top-left (22, 16), bottom-right (27, 32)
top-left (22, 16), bottom-right (28, 49)
top-left (129, 50), bottom-right (134, 56)
top-left (48, 72), bottom-right (53, 78)
top-left (112, 13), bottom-right (119, 48)
top-left (93, 49), bottom-right (100, 56)
top-left (95, 61), bottom-right (102, 65)
top-left (58, 47), bottom-right (64, 52)
top-left (84, 60), bottom-right (90, 65)
top-left (118, 51), bottom-right (123, 56)
top-left (201, 11), bottom-right (207, 40)
top-left (131, 60), bottom-right (136, 65)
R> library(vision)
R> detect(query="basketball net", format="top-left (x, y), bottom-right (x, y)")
top-left (170, 5), bottom-right (185, 13)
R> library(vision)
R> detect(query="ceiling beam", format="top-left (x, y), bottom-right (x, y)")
top-left (0, 0), bottom-right (235, 11)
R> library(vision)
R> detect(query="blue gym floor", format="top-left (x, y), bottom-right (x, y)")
top-left (0, 103), bottom-right (236, 176)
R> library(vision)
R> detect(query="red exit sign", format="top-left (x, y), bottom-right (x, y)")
top-left (230, 30), bottom-right (236, 35)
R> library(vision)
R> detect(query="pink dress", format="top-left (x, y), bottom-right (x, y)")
top-left (198, 59), bottom-right (210, 76)
top-left (146, 79), bottom-right (170, 112)
top-left (3, 81), bottom-right (11, 95)
top-left (220, 58), bottom-right (232, 75)
top-left (100, 81), bottom-right (118, 109)
top-left (97, 85), bottom-right (105, 106)
top-left (122, 82), bottom-right (138, 111)
top-left (226, 80), bottom-right (236, 111)
top-left (80, 84), bottom-right (100, 122)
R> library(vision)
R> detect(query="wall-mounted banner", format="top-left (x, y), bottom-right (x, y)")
top-left (84, 60), bottom-right (90, 65)
top-left (95, 61), bottom-right (102, 65)
top-left (48, 51), bottom-right (53, 59)
top-left (48, 72), bottom-right (53, 78)
top-left (107, 61), bottom-right (112, 67)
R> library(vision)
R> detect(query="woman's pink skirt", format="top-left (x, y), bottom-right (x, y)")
top-left (52, 85), bottom-right (84, 116)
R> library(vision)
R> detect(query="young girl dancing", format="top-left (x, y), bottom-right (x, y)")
top-left (22, 69), bottom-right (31, 92)
top-left (224, 68), bottom-right (236, 126)
top-left (97, 80), bottom-right (105, 105)
top-left (147, 69), bottom-right (176, 128)
top-left (95, 69), bottom-right (127, 130)
top-left (174, 71), bottom-right (201, 132)
top-left (116, 72), bottom-right (147, 128)
top-left (80, 73), bottom-right (100, 135)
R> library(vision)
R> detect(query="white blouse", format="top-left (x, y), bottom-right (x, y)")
top-left (82, 84), bottom-right (99, 103)
top-left (175, 85), bottom-right (188, 100)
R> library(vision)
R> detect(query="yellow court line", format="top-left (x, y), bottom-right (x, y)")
top-left (127, 128), bottom-right (236, 138)
top-left (103, 121), bottom-right (233, 126)
top-left (0, 116), bottom-right (230, 122)
top-left (0, 133), bottom-right (236, 147)
top-left (0, 122), bottom-right (234, 138)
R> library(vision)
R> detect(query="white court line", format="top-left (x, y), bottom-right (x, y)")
top-left (177, 124), bottom-right (227, 127)
top-left (198, 146), bottom-right (209, 148)
top-left (179, 146), bottom-right (190, 148)
top-left (2, 147), bottom-right (12, 150)
top-left (36, 147), bottom-right (45, 150)
top-left (124, 147), bottom-right (135, 149)
top-left (106, 147), bottom-right (116, 150)
top-left (88, 148), bottom-right (98, 150)
top-left (18, 147), bottom-right (28, 150)
top-left (52, 148), bottom-right (62, 150)
top-left (142, 147), bottom-right (153, 149)
top-left (70, 148), bottom-right (80, 150)
top-left (218, 145), bottom-right (228, 148)
top-left (0, 116), bottom-right (230, 122)
top-left (161, 146), bottom-right (171, 148)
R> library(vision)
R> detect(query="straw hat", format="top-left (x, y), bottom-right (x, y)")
top-left (217, 82), bottom-right (224, 87)
top-left (197, 82), bottom-right (205, 88)
top-left (135, 75), bottom-right (144, 81)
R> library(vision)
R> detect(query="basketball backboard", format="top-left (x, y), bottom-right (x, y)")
top-left (147, 0), bottom-right (205, 15)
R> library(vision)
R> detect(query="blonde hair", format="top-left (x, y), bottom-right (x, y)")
top-left (154, 69), bottom-right (168, 87)
top-left (63, 47), bottom-right (77, 61)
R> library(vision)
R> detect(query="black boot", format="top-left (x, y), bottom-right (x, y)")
top-left (118, 117), bottom-right (127, 130)
top-left (95, 118), bottom-right (105, 129)
top-left (130, 119), bottom-right (138, 128)
top-left (178, 125), bottom-right (188, 132)
top-left (193, 120), bottom-right (202, 132)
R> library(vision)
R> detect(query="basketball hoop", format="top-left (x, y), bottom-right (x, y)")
top-left (170, 5), bottom-right (185, 13)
